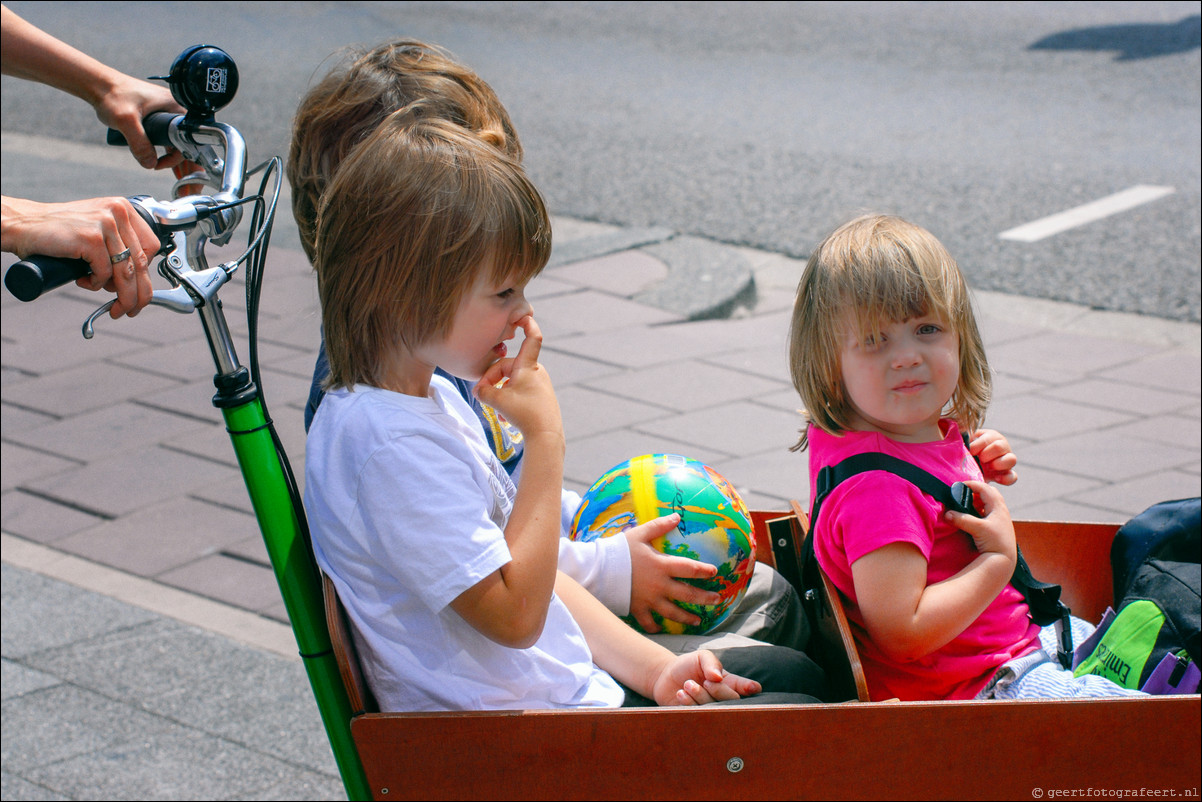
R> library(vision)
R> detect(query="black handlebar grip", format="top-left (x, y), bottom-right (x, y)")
top-left (4, 256), bottom-right (92, 302)
top-left (105, 111), bottom-right (180, 148)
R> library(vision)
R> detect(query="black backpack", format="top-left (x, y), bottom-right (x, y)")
top-left (800, 451), bottom-right (1074, 668)
top-left (1111, 497), bottom-right (1201, 602)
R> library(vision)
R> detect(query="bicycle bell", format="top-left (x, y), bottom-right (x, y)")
top-left (154, 45), bottom-right (239, 122)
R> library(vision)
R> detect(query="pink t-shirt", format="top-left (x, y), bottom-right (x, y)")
top-left (807, 422), bottom-right (1041, 701)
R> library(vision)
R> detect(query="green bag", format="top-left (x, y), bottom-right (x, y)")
top-left (1073, 600), bottom-right (1174, 689)
top-left (1072, 556), bottom-right (1200, 694)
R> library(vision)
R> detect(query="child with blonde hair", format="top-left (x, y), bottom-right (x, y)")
top-left (788, 213), bottom-right (1144, 701)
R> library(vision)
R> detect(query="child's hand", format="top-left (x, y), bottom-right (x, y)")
top-left (475, 316), bottom-right (562, 441)
top-left (625, 514), bottom-right (722, 633)
top-left (944, 480), bottom-right (1017, 566)
top-left (653, 649), bottom-right (761, 706)
top-left (969, 429), bottom-right (1018, 486)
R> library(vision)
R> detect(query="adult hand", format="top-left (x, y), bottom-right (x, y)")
top-left (1, 195), bottom-right (158, 317)
top-left (92, 72), bottom-right (185, 170)
top-left (1, 5), bottom-right (184, 170)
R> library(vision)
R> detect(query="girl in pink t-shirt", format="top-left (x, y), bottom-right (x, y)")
top-left (786, 214), bottom-right (1143, 701)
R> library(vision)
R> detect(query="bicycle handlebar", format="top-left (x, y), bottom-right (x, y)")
top-left (1, 43), bottom-right (278, 385)
top-left (4, 255), bottom-right (93, 302)
top-left (4, 109), bottom-right (252, 303)
top-left (105, 110), bottom-right (178, 148)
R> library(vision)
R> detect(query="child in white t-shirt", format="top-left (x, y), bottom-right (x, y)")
top-left (304, 109), bottom-right (822, 711)
top-left (291, 39), bottom-right (805, 651)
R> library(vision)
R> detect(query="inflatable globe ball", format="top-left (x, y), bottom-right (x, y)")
top-left (569, 454), bottom-right (756, 635)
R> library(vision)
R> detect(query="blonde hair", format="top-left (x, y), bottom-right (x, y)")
top-left (315, 109), bottom-right (550, 390)
top-left (288, 39), bottom-right (522, 262)
top-left (788, 214), bottom-right (990, 450)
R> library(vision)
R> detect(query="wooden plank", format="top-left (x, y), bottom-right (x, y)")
top-left (352, 696), bottom-right (1200, 800)
top-left (1015, 520), bottom-right (1120, 624)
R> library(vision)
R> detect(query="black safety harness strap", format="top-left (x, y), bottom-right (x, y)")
top-left (807, 451), bottom-right (1074, 668)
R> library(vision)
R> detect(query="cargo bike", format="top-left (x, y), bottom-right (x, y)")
top-left (6, 46), bottom-right (1198, 801)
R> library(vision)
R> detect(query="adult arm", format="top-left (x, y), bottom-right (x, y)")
top-left (1, 4), bottom-right (182, 169)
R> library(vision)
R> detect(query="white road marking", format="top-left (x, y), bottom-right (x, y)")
top-left (999, 185), bottom-right (1175, 242)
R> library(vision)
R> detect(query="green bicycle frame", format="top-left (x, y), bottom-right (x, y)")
top-left (217, 372), bottom-right (372, 800)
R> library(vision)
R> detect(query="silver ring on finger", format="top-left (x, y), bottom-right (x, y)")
top-left (110, 247), bottom-right (132, 264)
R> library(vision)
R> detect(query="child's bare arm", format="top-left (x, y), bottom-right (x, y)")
top-left (625, 516), bottom-right (723, 632)
top-left (554, 571), bottom-right (761, 705)
top-left (851, 481), bottom-right (1016, 662)
top-left (455, 317), bottom-right (564, 648)
top-left (969, 429), bottom-right (1018, 486)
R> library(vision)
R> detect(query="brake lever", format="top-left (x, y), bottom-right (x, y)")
top-left (82, 286), bottom-right (200, 339)
top-left (81, 249), bottom-right (236, 339)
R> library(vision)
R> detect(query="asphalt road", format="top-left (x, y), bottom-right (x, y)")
top-left (3, 1), bottom-right (1199, 321)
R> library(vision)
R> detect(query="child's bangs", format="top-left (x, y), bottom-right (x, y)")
top-left (478, 171), bottom-right (551, 288)
top-left (842, 242), bottom-right (963, 337)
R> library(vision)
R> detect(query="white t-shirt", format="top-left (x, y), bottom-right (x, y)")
top-left (304, 378), bottom-right (624, 712)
